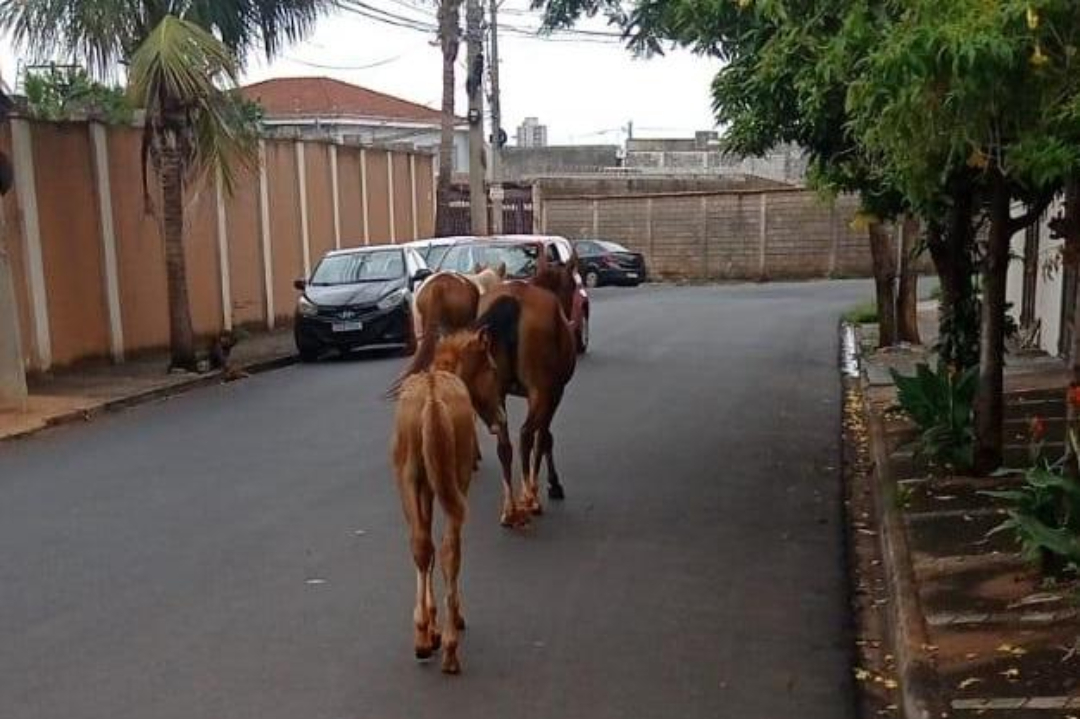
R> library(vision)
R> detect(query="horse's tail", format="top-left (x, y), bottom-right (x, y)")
top-left (386, 289), bottom-right (439, 399)
top-left (420, 373), bottom-right (466, 521)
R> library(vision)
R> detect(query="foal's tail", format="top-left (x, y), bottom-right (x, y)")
top-left (420, 373), bottom-right (466, 521)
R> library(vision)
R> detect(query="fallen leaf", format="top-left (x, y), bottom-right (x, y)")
top-left (957, 677), bottom-right (983, 690)
top-left (854, 668), bottom-right (872, 682)
top-left (882, 678), bottom-right (898, 690)
top-left (1000, 667), bottom-right (1021, 680)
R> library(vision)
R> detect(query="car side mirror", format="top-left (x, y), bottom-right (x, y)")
top-left (293, 278), bottom-right (306, 291)
top-left (412, 268), bottom-right (433, 286)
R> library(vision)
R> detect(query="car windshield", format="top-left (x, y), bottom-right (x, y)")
top-left (425, 245), bottom-right (452, 268)
top-left (309, 249), bottom-right (404, 285)
top-left (597, 240), bottom-right (629, 253)
top-left (438, 243), bottom-right (539, 279)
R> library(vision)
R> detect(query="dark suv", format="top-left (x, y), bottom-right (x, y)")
top-left (293, 245), bottom-right (431, 361)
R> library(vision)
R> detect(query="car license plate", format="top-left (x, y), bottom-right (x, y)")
top-left (332, 320), bottom-right (363, 333)
top-left (626, 272), bottom-right (639, 278)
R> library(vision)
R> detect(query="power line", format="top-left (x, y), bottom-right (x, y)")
top-left (285, 53), bottom-right (405, 71)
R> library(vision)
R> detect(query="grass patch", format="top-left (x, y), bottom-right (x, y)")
top-left (843, 301), bottom-right (878, 324)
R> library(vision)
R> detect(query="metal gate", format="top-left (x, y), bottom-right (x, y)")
top-left (443, 185), bottom-right (534, 236)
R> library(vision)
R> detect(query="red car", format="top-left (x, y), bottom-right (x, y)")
top-left (433, 235), bottom-right (592, 353)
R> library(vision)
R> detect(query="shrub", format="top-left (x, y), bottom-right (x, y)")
top-left (890, 363), bottom-right (976, 472)
top-left (843, 301), bottom-right (878, 324)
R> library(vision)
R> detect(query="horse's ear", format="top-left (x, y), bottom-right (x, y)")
top-left (472, 262), bottom-right (483, 274)
top-left (495, 261), bottom-right (507, 278)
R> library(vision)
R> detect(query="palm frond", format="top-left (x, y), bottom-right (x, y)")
top-left (129, 15), bottom-right (257, 191)
top-left (186, 0), bottom-right (334, 59)
top-left (0, 0), bottom-right (148, 77)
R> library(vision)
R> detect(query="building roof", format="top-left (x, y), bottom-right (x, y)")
top-left (241, 76), bottom-right (460, 125)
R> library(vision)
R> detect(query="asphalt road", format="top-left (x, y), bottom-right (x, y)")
top-left (0, 281), bottom-right (871, 719)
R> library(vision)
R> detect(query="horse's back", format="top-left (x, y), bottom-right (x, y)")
top-left (480, 283), bottom-right (575, 388)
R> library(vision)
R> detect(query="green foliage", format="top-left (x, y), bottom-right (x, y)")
top-left (890, 363), bottom-right (977, 472)
top-left (842, 301), bottom-right (878, 324)
top-left (23, 66), bottom-right (133, 123)
top-left (983, 462), bottom-right (1080, 575)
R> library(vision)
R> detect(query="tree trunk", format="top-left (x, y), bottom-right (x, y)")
top-left (928, 186), bottom-right (979, 370)
top-left (974, 171), bottom-right (1012, 473)
top-left (435, 0), bottom-right (461, 237)
top-left (868, 221), bottom-right (897, 348)
top-left (160, 145), bottom-right (197, 371)
top-left (897, 216), bottom-right (921, 344)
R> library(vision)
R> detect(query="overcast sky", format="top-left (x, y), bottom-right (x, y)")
top-left (0, 0), bottom-right (720, 146)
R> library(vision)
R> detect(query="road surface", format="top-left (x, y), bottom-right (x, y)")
top-left (0, 281), bottom-right (870, 719)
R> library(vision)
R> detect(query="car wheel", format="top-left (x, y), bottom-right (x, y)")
top-left (576, 313), bottom-right (589, 354)
top-left (584, 270), bottom-right (600, 289)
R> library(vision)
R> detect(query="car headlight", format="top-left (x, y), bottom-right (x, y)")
top-left (377, 288), bottom-right (406, 311)
top-left (297, 295), bottom-right (318, 317)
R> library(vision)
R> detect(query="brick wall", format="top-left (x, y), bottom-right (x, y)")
top-left (538, 187), bottom-right (928, 281)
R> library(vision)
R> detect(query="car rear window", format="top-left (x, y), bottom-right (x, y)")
top-left (438, 243), bottom-right (539, 279)
top-left (597, 240), bottom-right (630, 253)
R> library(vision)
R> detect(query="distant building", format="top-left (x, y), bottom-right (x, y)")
top-left (241, 76), bottom-right (472, 173)
top-left (516, 117), bottom-right (548, 148)
top-left (625, 133), bottom-right (808, 185)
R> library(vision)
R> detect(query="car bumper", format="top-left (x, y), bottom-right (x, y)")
top-left (600, 267), bottom-right (646, 284)
top-left (294, 303), bottom-right (411, 350)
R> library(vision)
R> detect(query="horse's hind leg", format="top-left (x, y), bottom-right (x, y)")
top-left (404, 482), bottom-right (437, 659)
top-left (541, 427), bottom-right (564, 500)
top-left (521, 392), bottom-right (554, 514)
top-left (495, 419), bottom-right (527, 527)
top-left (439, 516), bottom-right (464, 674)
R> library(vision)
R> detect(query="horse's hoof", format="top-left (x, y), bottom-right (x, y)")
top-left (548, 484), bottom-right (565, 500)
top-left (431, 632), bottom-right (442, 651)
top-left (415, 645), bottom-right (434, 660)
top-left (529, 502), bottom-right (544, 516)
top-left (456, 615), bottom-right (466, 631)
top-left (441, 656), bottom-right (461, 675)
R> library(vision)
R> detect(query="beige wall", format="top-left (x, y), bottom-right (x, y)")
top-left (3, 118), bottom-right (434, 371)
top-left (541, 189), bottom-right (931, 281)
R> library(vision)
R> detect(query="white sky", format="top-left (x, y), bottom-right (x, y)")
top-left (0, 0), bottom-right (720, 146)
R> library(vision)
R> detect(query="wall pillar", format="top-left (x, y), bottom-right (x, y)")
top-left (257, 140), bottom-right (275, 329)
top-left (89, 122), bottom-right (124, 362)
top-left (11, 118), bottom-right (50, 370)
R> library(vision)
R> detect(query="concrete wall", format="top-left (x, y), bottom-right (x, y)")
top-left (537, 186), bottom-right (928, 281)
top-left (624, 142), bottom-right (808, 186)
top-left (1007, 198), bottom-right (1065, 356)
top-left (501, 145), bottom-right (621, 182)
top-left (1, 117), bottom-right (434, 371)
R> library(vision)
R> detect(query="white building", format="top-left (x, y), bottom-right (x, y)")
top-left (242, 76), bottom-right (472, 173)
top-left (516, 117), bottom-right (548, 148)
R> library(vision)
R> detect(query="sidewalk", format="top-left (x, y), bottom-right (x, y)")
top-left (0, 330), bottom-right (297, 442)
top-left (851, 313), bottom-right (1080, 717)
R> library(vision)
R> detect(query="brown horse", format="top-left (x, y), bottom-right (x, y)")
top-left (395, 265), bottom-right (506, 395)
top-left (390, 329), bottom-right (503, 674)
top-left (474, 278), bottom-right (577, 524)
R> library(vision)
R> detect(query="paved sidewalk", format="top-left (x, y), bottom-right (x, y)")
top-left (853, 317), bottom-right (1080, 717)
top-left (0, 329), bottom-right (296, 441)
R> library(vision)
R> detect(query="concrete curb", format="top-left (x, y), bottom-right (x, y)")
top-left (846, 323), bottom-right (948, 719)
top-left (1, 352), bottom-right (297, 444)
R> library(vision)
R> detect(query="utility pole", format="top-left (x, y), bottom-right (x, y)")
top-left (465, 0), bottom-right (488, 235)
top-left (488, 0), bottom-right (504, 234)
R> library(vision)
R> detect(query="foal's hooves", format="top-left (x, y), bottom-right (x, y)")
top-left (455, 615), bottom-right (466, 631)
top-left (548, 484), bottom-right (565, 500)
top-left (415, 645), bottom-right (434, 660)
top-left (431, 633), bottom-right (442, 651)
top-left (441, 656), bottom-right (461, 675)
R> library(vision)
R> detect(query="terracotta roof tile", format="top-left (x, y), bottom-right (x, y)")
top-left (241, 76), bottom-right (460, 124)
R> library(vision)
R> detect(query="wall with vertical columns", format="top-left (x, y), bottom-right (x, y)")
top-left (540, 187), bottom-right (934, 281)
top-left (0, 118), bottom-right (435, 372)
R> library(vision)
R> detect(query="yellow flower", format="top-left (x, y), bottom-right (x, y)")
top-left (1027, 6), bottom-right (1040, 31)
top-left (1031, 43), bottom-right (1050, 68)
top-left (967, 150), bottom-right (990, 170)
top-left (849, 212), bottom-right (876, 231)
top-left (737, 0), bottom-right (751, 7)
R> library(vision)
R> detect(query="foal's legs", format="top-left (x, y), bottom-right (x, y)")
top-left (542, 387), bottom-right (566, 500)
top-left (405, 480), bottom-right (438, 659)
top-left (439, 517), bottom-right (464, 674)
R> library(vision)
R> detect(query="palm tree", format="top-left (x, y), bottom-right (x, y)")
top-left (0, 0), bottom-right (330, 370)
top-left (435, 0), bottom-right (463, 237)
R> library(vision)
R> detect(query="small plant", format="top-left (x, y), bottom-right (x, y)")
top-left (890, 362), bottom-right (977, 472)
top-left (843, 301), bottom-right (878, 324)
top-left (983, 460), bottom-right (1080, 578)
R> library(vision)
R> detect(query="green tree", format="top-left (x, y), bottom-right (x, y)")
top-left (847, 0), bottom-right (1080, 470)
top-left (0, 0), bottom-right (329, 370)
top-left (24, 65), bottom-right (134, 123)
